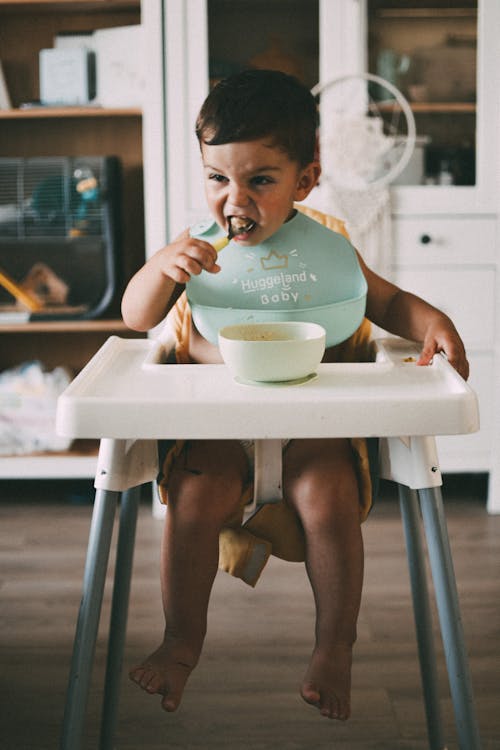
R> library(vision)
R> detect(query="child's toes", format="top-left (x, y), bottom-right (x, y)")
top-left (136, 667), bottom-right (159, 693)
top-left (160, 669), bottom-right (190, 712)
top-left (318, 693), bottom-right (350, 720)
top-left (331, 696), bottom-right (350, 721)
top-left (301, 682), bottom-right (321, 707)
top-left (145, 672), bottom-right (164, 694)
top-left (129, 666), bottom-right (145, 685)
top-left (319, 694), bottom-right (334, 718)
top-left (161, 689), bottom-right (181, 712)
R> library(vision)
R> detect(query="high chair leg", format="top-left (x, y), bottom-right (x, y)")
top-left (60, 488), bottom-right (120, 750)
top-left (398, 485), bottom-right (446, 750)
top-left (419, 487), bottom-right (482, 750)
top-left (100, 485), bottom-right (141, 750)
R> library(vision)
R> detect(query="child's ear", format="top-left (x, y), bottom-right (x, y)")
top-left (295, 161), bottom-right (321, 201)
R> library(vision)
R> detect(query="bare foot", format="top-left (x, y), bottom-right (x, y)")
top-left (300, 644), bottom-right (352, 720)
top-left (129, 636), bottom-right (199, 712)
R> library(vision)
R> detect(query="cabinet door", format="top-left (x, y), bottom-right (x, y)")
top-left (392, 265), bottom-right (494, 473)
top-left (367, 1), bottom-right (478, 187)
top-left (393, 267), bottom-right (495, 350)
top-left (327, 0), bottom-right (500, 214)
top-left (207, 0), bottom-right (319, 90)
top-left (436, 352), bottom-right (492, 471)
top-left (163, 0), bottom-right (325, 234)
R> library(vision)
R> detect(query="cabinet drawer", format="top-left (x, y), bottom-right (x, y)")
top-left (393, 218), bottom-right (497, 265)
top-left (393, 268), bottom-right (495, 349)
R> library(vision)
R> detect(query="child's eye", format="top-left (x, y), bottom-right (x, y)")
top-left (251, 175), bottom-right (274, 187)
top-left (208, 173), bottom-right (228, 183)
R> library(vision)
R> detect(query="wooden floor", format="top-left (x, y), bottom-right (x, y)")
top-left (1, 475), bottom-right (499, 750)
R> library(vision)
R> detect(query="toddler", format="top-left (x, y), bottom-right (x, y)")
top-left (122, 69), bottom-right (468, 721)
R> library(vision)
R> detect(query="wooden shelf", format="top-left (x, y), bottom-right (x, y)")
top-left (0, 318), bottom-right (135, 333)
top-left (376, 101), bottom-right (476, 115)
top-left (0, 440), bottom-right (99, 479)
top-left (0, 107), bottom-right (142, 119)
top-left (410, 102), bottom-right (476, 114)
top-left (0, 1), bottom-right (138, 10)
top-left (375, 8), bottom-right (477, 20)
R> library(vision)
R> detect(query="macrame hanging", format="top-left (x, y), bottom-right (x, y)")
top-left (311, 74), bottom-right (416, 278)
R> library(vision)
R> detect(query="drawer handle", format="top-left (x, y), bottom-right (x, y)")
top-left (420, 234), bottom-right (432, 245)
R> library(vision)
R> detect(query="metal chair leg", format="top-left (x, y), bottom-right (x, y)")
top-left (60, 489), bottom-right (120, 750)
top-left (99, 486), bottom-right (141, 750)
top-left (398, 484), bottom-right (446, 750)
top-left (418, 487), bottom-right (482, 750)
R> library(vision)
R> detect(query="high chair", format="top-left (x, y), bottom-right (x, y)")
top-left (56, 333), bottom-right (482, 750)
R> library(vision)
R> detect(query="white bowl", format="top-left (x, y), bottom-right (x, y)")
top-left (218, 321), bottom-right (326, 383)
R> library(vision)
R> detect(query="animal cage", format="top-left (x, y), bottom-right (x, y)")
top-left (0, 155), bottom-right (121, 320)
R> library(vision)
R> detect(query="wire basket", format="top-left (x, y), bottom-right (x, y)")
top-left (0, 156), bottom-right (121, 320)
top-left (0, 156), bottom-right (116, 238)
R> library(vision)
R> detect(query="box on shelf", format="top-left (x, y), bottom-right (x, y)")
top-left (0, 61), bottom-right (12, 110)
top-left (52, 25), bottom-right (145, 108)
top-left (39, 48), bottom-right (96, 106)
top-left (92, 25), bottom-right (145, 108)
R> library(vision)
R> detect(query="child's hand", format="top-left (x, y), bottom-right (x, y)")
top-left (121, 230), bottom-right (222, 331)
top-left (417, 319), bottom-right (469, 380)
top-left (159, 234), bottom-right (221, 284)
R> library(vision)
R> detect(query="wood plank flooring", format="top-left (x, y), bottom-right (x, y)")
top-left (1, 475), bottom-right (499, 750)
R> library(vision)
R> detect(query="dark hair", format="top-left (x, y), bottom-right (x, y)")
top-left (195, 69), bottom-right (318, 167)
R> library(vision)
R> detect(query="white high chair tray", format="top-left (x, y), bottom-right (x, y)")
top-left (56, 336), bottom-right (478, 441)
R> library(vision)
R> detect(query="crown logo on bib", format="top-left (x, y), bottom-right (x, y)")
top-left (260, 249), bottom-right (288, 271)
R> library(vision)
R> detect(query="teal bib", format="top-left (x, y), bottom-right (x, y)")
top-left (187, 211), bottom-right (367, 347)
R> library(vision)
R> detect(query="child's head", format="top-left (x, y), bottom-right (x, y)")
top-left (196, 70), bottom-right (320, 245)
top-left (196, 69), bottom-right (318, 168)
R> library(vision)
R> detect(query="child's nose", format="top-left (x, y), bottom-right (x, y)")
top-left (227, 182), bottom-right (250, 209)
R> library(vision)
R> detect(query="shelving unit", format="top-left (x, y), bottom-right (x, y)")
top-left (0, 0), bottom-right (145, 478)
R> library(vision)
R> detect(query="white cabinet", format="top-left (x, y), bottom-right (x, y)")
top-left (391, 216), bottom-right (497, 476)
top-left (392, 217), bottom-right (497, 350)
top-left (143, 0), bottom-right (500, 511)
top-left (318, 1), bottom-right (500, 510)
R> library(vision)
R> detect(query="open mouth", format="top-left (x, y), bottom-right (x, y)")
top-left (227, 216), bottom-right (257, 239)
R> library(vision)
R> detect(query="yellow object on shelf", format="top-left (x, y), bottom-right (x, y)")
top-left (0, 267), bottom-right (43, 312)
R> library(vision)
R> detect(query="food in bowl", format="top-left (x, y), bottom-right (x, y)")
top-left (218, 321), bottom-right (326, 382)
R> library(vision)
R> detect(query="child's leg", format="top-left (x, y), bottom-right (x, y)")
top-left (283, 438), bottom-right (364, 721)
top-left (130, 439), bottom-right (248, 711)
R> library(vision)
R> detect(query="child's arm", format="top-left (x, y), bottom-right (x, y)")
top-left (357, 252), bottom-right (469, 380)
top-left (121, 229), bottom-right (220, 331)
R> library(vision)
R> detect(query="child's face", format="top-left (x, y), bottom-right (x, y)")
top-left (201, 138), bottom-right (320, 245)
